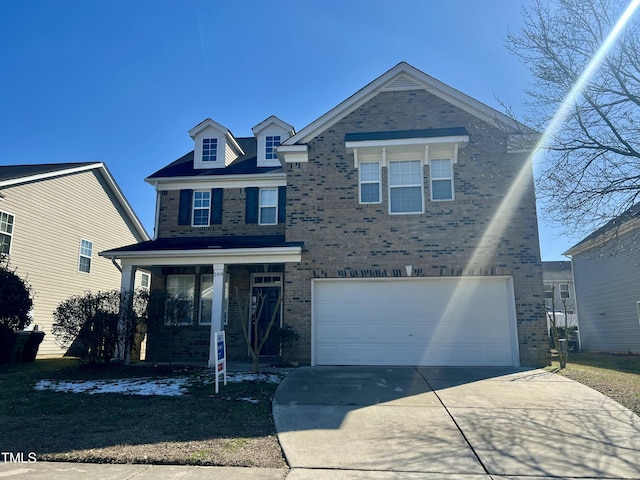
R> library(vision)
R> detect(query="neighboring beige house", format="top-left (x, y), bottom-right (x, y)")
top-left (104, 62), bottom-right (549, 368)
top-left (0, 162), bottom-right (149, 356)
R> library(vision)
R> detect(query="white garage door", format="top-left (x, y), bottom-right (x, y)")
top-left (313, 276), bottom-right (519, 366)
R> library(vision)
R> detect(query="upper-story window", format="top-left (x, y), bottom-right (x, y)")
top-left (389, 160), bottom-right (424, 214)
top-left (359, 162), bottom-right (381, 204)
top-left (0, 211), bottom-right (15, 255)
top-left (259, 188), bottom-right (278, 225)
top-left (192, 191), bottom-right (211, 227)
top-left (78, 239), bottom-right (93, 273)
top-left (202, 138), bottom-right (218, 162)
top-left (265, 136), bottom-right (281, 161)
top-left (430, 159), bottom-right (454, 201)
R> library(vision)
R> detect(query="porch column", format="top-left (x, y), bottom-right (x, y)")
top-left (208, 263), bottom-right (226, 368)
top-left (116, 264), bottom-right (137, 362)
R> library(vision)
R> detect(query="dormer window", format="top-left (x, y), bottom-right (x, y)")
top-left (252, 116), bottom-right (294, 167)
top-left (189, 118), bottom-right (244, 170)
top-left (266, 136), bottom-right (281, 161)
top-left (202, 138), bottom-right (218, 162)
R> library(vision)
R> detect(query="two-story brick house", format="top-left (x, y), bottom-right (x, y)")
top-left (101, 62), bottom-right (548, 368)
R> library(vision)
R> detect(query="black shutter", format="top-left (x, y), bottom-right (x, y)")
top-left (245, 187), bottom-right (258, 224)
top-left (278, 186), bottom-right (286, 224)
top-left (178, 189), bottom-right (192, 225)
top-left (211, 188), bottom-right (223, 225)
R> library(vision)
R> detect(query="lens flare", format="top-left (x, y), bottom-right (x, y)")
top-left (419, 0), bottom-right (640, 366)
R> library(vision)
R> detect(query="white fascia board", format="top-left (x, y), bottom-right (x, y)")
top-left (97, 164), bottom-right (151, 241)
top-left (282, 62), bottom-right (536, 147)
top-left (0, 162), bottom-right (150, 241)
top-left (345, 135), bottom-right (469, 151)
top-left (252, 116), bottom-right (295, 136)
top-left (144, 173), bottom-right (287, 191)
top-left (277, 144), bottom-right (309, 163)
top-left (563, 219), bottom-right (640, 256)
top-left (0, 162), bottom-right (102, 188)
top-left (99, 246), bottom-right (302, 266)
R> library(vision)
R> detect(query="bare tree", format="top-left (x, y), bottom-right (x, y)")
top-left (234, 287), bottom-right (282, 373)
top-left (507, 0), bottom-right (640, 236)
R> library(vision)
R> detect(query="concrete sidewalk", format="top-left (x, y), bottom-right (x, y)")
top-left (273, 366), bottom-right (640, 479)
top-left (0, 462), bottom-right (288, 479)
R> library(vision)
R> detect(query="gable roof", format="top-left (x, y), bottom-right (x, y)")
top-left (283, 62), bottom-right (536, 147)
top-left (564, 202), bottom-right (640, 256)
top-left (0, 162), bottom-right (149, 241)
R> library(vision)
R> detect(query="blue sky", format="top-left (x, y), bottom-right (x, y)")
top-left (0, 0), bottom-right (577, 260)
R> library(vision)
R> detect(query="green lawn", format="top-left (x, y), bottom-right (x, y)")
top-left (0, 359), bottom-right (286, 467)
top-left (548, 352), bottom-right (640, 416)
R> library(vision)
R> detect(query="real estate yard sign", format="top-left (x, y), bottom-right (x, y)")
top-left (214, 331), bottom-right (227, 393)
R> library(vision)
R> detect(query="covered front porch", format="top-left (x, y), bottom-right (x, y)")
top-left (99, 235), bottom-right (302, 366)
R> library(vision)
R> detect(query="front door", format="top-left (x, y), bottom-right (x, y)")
top-left (250, 274), bottom-right (282, 357)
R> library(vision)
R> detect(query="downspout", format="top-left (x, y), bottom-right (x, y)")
top-left (111, 257), bottom-right (123, 273)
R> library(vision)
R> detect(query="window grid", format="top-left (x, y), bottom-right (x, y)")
top-left (78, 239), bottom-right (92, 273)
top-left (192, 191), bottom-right (211, 226)
top-left (389, 160), bottom-right (424, 214)
top-left (202, 138), bottom-right (218, 162)
top-left (0, 211), bottom-right (14, 255)
top-left (259, 188), bottom-right (278, 225)
top-left (430, 158), bottom-right (453, 201)
top-left (266, 136), bottom-right (281, 160)
top-left (359, 162), bottom-right (381, 204)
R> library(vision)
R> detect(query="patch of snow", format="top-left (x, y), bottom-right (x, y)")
top-left (33, 370), bottom-right (283, 397)
top-left (34, 377), bottom-right (189, 396)
top-left (237, 397), bottom-right (260, 404)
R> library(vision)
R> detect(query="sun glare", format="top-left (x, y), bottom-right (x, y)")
top-left (419, 0), bottom-right (640, 365)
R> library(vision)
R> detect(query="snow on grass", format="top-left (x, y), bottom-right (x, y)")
top-left (33, 371), bottom-right (284, 397)
top-left (34, 378), bottom-right (190, 396)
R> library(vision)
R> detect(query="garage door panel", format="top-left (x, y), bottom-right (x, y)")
top-left (313, 277), bottom-right (518, 367)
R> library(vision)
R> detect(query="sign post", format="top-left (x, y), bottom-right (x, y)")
top-left (214, 331), bottom-right (227, 393)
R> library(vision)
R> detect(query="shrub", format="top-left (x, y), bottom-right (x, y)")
top-left (0, 259), bottom-right (33, 332)
top-left (52, 290), bottom-right (148, 364)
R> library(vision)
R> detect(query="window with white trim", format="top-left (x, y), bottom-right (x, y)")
top-left (0, 211), bottom-right (14, 255)
top-left (389, 160), bottom-right (424, 214)
top-left (359, 162), bottom-right (381, 204)
top-left (266, 135), bottom-right (281, 160)
top-left (78, 239), bottom-right (93, 273)
top-left (199, 274), bottom-right (213, 325)
top-left (192, 190), bottom-right (211, 226)
top-left (140, 272), bottom-right (150, 289)
top-left (166, 274), bottom-right (195, 325)
top-left (259, 188), bottom-right (278, 225)
top-left (430, 158), bottom-right (453, 201)
top-left (202, 138), bottom-right (217, 162)
top-left (198, 273), bottom-right (230, 325)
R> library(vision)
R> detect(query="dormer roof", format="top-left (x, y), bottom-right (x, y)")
top-left (252, 116), bottom-right (295, 137)
top-left (189, 118), bottom-right (245, 157)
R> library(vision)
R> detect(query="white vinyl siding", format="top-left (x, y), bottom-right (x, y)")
top-left (572, 233), bottom-right (640, 353)
top-left (0, 169), bottom-right (146, 356)
top-left (359, 162), bottom-right (381, 204)
top-left (389, 160), bottom-right (424, 214)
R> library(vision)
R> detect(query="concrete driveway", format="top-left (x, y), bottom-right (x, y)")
top-left (273, 366), bottom-right (640, 479)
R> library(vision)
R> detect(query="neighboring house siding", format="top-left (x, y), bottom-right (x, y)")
top-left (2, 169), bottom-right (145, 356)
top-left (157, 188), bottom-right (285, 237)
top-left (572, 232), bottom-right (640, 353)
top-left (284, 89), bottom-right (547, 366)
